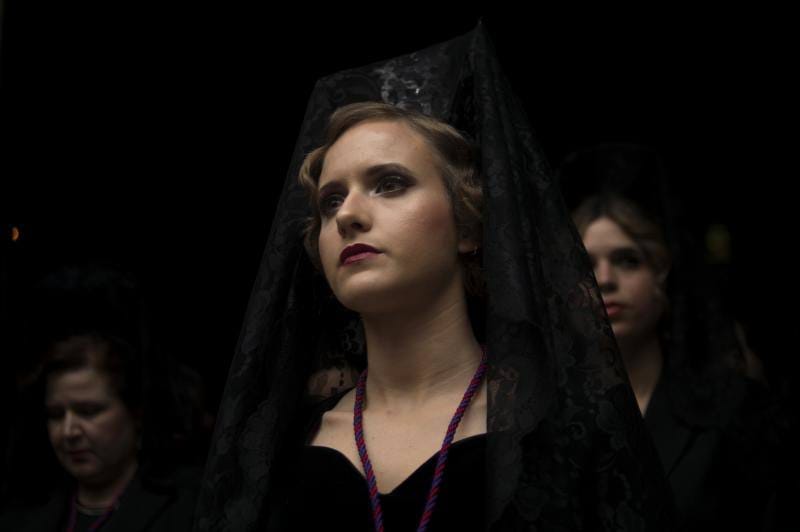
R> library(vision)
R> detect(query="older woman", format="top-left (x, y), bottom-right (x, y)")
top-left (0, 267), bottom-right (201, 532)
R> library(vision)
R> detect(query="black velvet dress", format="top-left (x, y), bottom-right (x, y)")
top-left (286, 391), bottom-right (486, 531)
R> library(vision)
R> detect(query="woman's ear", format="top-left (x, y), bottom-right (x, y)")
top-left (655, 259), bottom-right (672, 285)
top-left (133, 407), bottom-right (144, 431)
top-left (457, 232), bottom-right (479, 255)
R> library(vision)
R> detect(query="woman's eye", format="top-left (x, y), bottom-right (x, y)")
top-left (614, 253), bottom-right (642, 269)
top-left (45, 407), bottom-right (64, 420)
top-left (319, 194), bottom-right (344, 216)
top-left (75, 406), bottom-right (104, 418)
top-left (376, 176), bottom-right (408, 194)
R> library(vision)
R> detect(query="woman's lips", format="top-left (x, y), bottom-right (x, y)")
top-left (342, 251), bottom-right (381, 266)
top-left (66, 450), bottom-right (92, 461)
top-left (604, 304), bottom-right (624, 318)
top-left (340, 244), bottom-right (382, 265)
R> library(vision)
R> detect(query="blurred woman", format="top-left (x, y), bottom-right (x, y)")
top-left (564, 145), bottom-right (782, 531)
top-left (0, 266), bottom-right (202, 531)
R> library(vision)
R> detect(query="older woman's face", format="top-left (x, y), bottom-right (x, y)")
top-left (582, 217), bottom-right (665, 345)
top-left (316, 120), bottom-right (473, 314)
top-left (45, 367), bottom-right (138, 486)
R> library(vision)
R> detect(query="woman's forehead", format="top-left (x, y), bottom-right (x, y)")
top-left (45, 367), bottom-right (113, 401)
top-left (319, 120), bottom-right (436, 186)
top-left (583, 217), bottom-right (637, 249)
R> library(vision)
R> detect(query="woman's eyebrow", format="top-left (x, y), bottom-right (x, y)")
top-left (363, 162), bottom-right (414, 178)
top-left (318, 163), bottom-right (415, 196)
top-left (610, 246), bottom-right (641, 255)
top-left (317, 180), bottom-right (342, 199)
top-left (72, 400), bottom-right (104, 407)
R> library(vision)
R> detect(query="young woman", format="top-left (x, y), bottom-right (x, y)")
top-left (195, 25), bottom-right (673, 531)
top-left (563, 145), bottom-right (781, 531)
top-left (286, 103), bottom-right (487, 531)
top-left (573, 195), bottom-right (670, 416)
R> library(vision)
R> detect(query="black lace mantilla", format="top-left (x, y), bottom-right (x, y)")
top-left (194, 23), bottom-right (674, 531)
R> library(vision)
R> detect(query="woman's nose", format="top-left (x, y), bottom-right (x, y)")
top-left (335, 191), bottom-right (372, 237)
top-left (594, 261), bottom-right (618, 293)
top-left (62, 411), bottom-right (81, 439)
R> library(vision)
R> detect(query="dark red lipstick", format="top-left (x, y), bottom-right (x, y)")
top-left (340, 243), bottom-right (381, 265)
top-left (604, 303), bottom-right (624, 318)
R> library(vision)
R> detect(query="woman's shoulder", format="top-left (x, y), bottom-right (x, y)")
top-left (303, 386), bottom-right (355, 445)
top-left (309, 386), bottom-right (355, 415)
top-left (0, 489), bottom-right (67, 532)
top-left (665, 366), bottom-right (773, 428)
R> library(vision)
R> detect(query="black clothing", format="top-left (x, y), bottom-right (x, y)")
top-left (194, 23), bottom-right (674, 531)
top-left (286, 391), bottom-right (486, 531)
top-left (645, 370), bottom-right (781, 532)
top-left (0, 467), bottom-right (200, 532)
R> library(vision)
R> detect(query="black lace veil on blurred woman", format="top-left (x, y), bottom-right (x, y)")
top-left (194, 23), bottom-right (674, 531)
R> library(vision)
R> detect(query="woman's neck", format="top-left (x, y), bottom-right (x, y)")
top-left (618, 334), bottom-right (663, 415)
top-left (77, 459), bottom-right (138, 509)
top-left (360, 286), bottom-right (482, 411)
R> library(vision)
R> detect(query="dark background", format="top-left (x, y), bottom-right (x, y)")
top-left (1, 6), bottom-right (795, 405)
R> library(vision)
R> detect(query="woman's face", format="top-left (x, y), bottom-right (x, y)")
top-left (582, 217), bottom-right (665, 345)
top-left (316, 120), bottom-right (473, 314)
top-left (45, 366), bottom-right (139, 486)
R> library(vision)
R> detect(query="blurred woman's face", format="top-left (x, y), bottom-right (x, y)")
top-left (45, 367), bottom-right (138, 486)
top-left (582, 217), bottom-right (665, 345)
top-left (316, 120), bottom-right (473, 315)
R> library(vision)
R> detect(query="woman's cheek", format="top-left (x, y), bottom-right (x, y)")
top-left (318, 228), bottom-right (339, 282)
top-left (633, 274), bottom-right (664, 325)
top-left (402, 196), bottom-right (457, 245)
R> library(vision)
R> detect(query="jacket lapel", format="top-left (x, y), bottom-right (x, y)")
top-left (645, 377), bottom-right (694, 477)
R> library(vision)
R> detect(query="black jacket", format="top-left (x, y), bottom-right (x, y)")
top-left (0, 466), bottom-right (200, 532)
top-left (645, 371), bottom-right (780, 531)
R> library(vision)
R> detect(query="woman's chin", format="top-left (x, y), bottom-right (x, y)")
top-left (337, 292), bottom-right (396, 315)
top-left (611, 323), bottom-right (631, 341)
top-left (334, 283), bottom-right (412, 315)
top-left (63, 462), bottom-right (102, 482)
